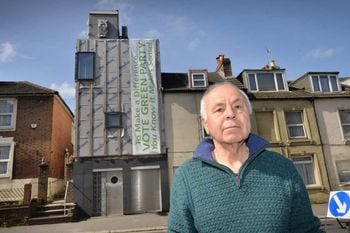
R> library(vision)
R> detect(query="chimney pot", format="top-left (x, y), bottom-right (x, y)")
top-left (216, 54), bottom-right (232, 77)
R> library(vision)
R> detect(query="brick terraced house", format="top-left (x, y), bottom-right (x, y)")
top-left (0, 81), bottom-right (73, 203)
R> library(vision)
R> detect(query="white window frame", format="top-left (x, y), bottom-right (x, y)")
top-left (310, 74), bottom-right (340, 93)
top-left (247, 72), bottom-right (288, 92)
top-left (191, 73), bottom-right (206, 88)
top-left (338, 110), bottom-right (350, 139)
top-left (0, 137), bottom-right (15, 179)
top-left (335, 160), bottom-right (350, 184)
top-left (285, 111), bottom-right (307, 139)
top-left (0, 98), bottom-right (17, 131)
top-left (291, 155), bottom-right (320, 187)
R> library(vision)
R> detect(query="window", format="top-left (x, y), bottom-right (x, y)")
top-left (335, 160), bottom-right (350, 183)
top-left (255, 111), bottom-right (277, 141)
top-left (276, 73), bottom-right (285, 90)
top-left (285, 111), bottom-right (306, 138)
top-left (311, 75), bottom-right (339, 92)
top-left (312, 76), bottom-right (320, 91)
top-left (247, 72), bottom-right (287, 91)
top-left (0, 99), bottom-right (17, 131)
top-left (292, 156), bottom-right (317, 185)
top-left (75, 52), bottom-right (95, 81)
top-left (339, 110), bottom-right (350, 139)
top-left (105, 112), bottom-right (124, 128)
top-left (248, 74), bottom-right (257, 91)
top-left (0, 138), bottom-right (15, 178)
top-left (191, 73), bottom-right (206, 87)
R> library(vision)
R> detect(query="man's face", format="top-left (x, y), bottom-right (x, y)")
top-left (202, 85), bottom-right (251, 146)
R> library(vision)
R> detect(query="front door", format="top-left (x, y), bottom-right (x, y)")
top-left (101, 170), bottom-right (123, 215)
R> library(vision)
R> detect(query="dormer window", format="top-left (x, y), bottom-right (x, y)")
top-left (247, 72), bottom-right (287, 92)
top-left (311, 74), bottom-right (339, 92)
top-left (191, 73), bottom-right (206, 88)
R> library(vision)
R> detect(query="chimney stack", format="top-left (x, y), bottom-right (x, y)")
top-left (216, 54), bottom-right (232, 78)
top-left (120, 26), bottom-right (129, 39)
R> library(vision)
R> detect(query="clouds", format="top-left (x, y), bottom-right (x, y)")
top-left (0, 42), bottom-right (16, 63)
top-left (144, 29), bottom-right (162, 39)
top-left (95, 0), bottom-right (134, 25)
top-left (49, 82), bottom-right (75, 111)
top-left (188, 37), bottom-right (200, 51)
top-left (153, 15), bottom-right (205, 52)
top-left (77, 30), bottom-right (88, 39)
top-left (306, 48), bottom-right (339, 59)
top-left (50, 82), bottom-right (75, 99)
top-left (93, 1), bottom-right (204, 52)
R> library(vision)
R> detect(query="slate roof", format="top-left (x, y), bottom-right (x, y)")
top-left (161, 71), bottom-right (350, 100)
top-left (207, 72), bottom-right (244, 89)
top-left (0, 81), bottom-right (57, 95)
top-left (161, 72), bottom-right (244, 92)
top-left (0, 81), bottom-right (74, 116)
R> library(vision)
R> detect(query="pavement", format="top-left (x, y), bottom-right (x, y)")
top-left (0, 204), bottom-right (349, 233)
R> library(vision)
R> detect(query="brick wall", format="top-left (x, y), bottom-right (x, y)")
top-left (51, 96), bottom-right (73, 178)
top-left (0, 94), bottom-right (73, 181)
top-left (12, 96), bottom-right (53, 179)
top-left (0, 205), bottom-right (30, 227)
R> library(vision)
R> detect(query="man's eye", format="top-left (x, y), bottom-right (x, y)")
top-left (215, 108), bottom-right (223, 112)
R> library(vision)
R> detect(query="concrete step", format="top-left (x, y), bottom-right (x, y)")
top-left (35, 202), bottom-right (76, 211)
top-left (28, 214), bottom-right (73, 225)
top-left (29, 200), bottom-right (76, 225)
top-left (31, 208), bottom-right (70, 218)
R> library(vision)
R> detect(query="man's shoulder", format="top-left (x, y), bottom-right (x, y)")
top-left (258, 150), bottom-right (298, 173)
top-left (173, 158), bottom-right (207, 178)
top-left (176, 158), bottom-right (202, 171)
top-left (261, 150), bottom-right (292, 162)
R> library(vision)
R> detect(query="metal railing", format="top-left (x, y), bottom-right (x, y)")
top-left (63, 180), bottom-right (70, 216)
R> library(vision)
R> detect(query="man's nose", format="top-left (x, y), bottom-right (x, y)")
top-left (225, 106), bottom-right (236, 119)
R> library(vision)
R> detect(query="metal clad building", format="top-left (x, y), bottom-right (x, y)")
top-left (73, 10), bottom-right (168, 216)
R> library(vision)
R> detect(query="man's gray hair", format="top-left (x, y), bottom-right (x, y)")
top-left (200, 82), bottom-right (252, 120)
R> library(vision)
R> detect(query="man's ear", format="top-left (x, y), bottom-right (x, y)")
top-left (201, 117), bottom-right (209, 135)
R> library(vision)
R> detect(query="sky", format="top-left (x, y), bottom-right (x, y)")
top-left (1, 0), bottom-right (350, 112)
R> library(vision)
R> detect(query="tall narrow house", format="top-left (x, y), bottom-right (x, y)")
top-left (73, 10), bottom-right (168, 216)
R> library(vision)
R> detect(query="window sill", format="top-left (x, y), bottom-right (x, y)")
top-left (306, 185), bottom-right (323, 190)
top-left (268, 141), bottom-right (284, 146)
top-left (338, 182), bottom-right (350, 187)
top-left (286, 139), bottom-right (314, 146)
top-left (0, 128), bottom-right (15, 131)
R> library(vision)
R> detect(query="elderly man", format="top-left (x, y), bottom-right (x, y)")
top-left (168, 82), bottom-right (323, 232)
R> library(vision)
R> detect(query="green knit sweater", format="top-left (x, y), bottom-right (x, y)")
top-left (168, 134), bottom-right (323, 233)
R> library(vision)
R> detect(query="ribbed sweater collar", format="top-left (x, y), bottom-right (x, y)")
top-left (193, 133), bottom-right (268, 161)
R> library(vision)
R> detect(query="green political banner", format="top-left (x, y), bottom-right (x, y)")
top-left (130, 39), bottom-right (160, 154)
